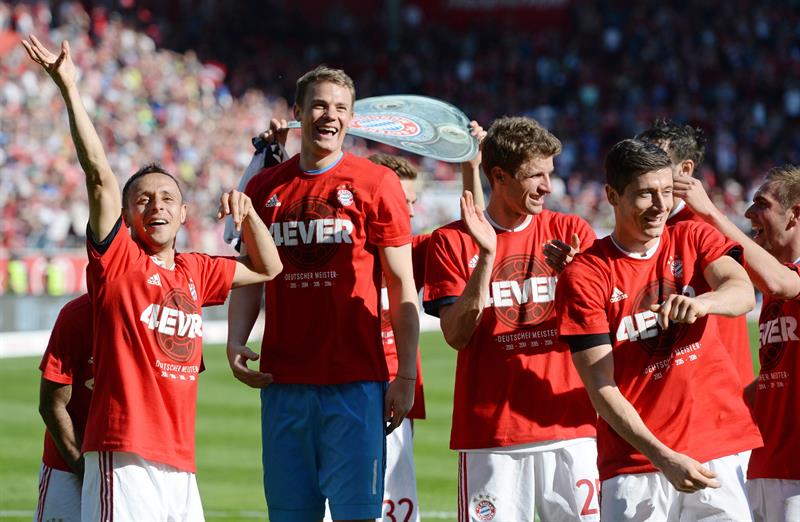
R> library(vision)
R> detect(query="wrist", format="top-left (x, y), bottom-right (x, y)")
top-left (396, 374), bottom-right (416, 381)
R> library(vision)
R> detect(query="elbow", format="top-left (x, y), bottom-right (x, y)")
top-left (442, 329), bottom-right (468, 351)
top-left (263, 260), bottom-right (283, 281)
top-left (762, 278), bottom-right (798, 300)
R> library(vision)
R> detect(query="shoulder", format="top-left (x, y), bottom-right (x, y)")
top-left (246, 155), bottom-right (300, 193)
top-left (341, 153), bottom-right (397, 186)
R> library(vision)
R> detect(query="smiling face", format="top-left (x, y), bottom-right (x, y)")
top-left (294, 81), bottom-right (353, 164)
top-left (745, 181), bottom-right (794, 255)
top-left (493, 154), bottom-right (554, 216)
top-left (608, 166), bottom-right (674, 251)
top-left (123, 172), bottom-right (187, 254)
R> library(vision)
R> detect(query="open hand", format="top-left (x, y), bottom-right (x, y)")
top-left (218, 189), bottom-right (254, 232)
top-left (22, 35), bottom-right (76, 89)
top-left (461, 190), bottom-right (496, 255)
top-left (544, 233), bottom-right (581, 273)
top-left (226, 343), bottom-right (273, 388)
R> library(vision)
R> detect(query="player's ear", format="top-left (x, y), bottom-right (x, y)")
top-left (788, 203), bottom-right (800, 228)
top-left (490, 166), bottom-right (505, 186)
top-left (680, 159), bottom-right (695, 177)
top-left (293, 103), bottom-right (301, 121)
top-left (180, 203), bottom-right (187, 224)
top-left (605, 184), bottom-right (619, 206)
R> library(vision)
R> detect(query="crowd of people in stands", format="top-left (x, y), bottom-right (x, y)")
top-left (3, 0), bottom-right (798, 253)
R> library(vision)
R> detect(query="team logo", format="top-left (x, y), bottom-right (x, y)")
top-left (337, 187), bottom-right (354, 207)
top-left (147, 273), bottom-right (162, 287)
top-left (472, 494), bottom-right (497, 521)
top-left (758, 300), bottom-right (794, 371)
top-left (264, 194), bottom-right (282, 208)
top-left (468, 254), bottom-right (479, 269)
top-left (188, 279), bottom-right (198, 301)
top-left (669, 257), bottom-right (684, 277)
top-left (350, 114), bottom-right (422, 137)
top-left (270, 196), bottom-right (353, 269)
top-left (140, 288), bottom-right (202, 363)
top-left (629, 278), bottom-right (690, 356)
top-left (489, 254), bottom-right (556, 328)
top-left (610, 287), bottom-right (628, 303)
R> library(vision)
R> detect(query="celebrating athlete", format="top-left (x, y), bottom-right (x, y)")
top-left (226, 65), bottom-right (419, 522)
top-left (424, 116), bottom-right (600, 522)
top-left (556, 139), bottom-right (762, 520)
top-left (23, 35), bottom-right (283, 520)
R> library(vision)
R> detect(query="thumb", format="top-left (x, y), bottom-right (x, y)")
top-left (570, 233), bottom-right (581, 252)
top-left (241, 347), bottom-right (260, 361)
top-left (697, 465), bottom-right (717, 479)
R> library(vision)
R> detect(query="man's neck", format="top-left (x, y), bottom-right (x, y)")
top-left (148, 246), bottom-right (176, 270)
top-left (486, 200), bottom-right (532, 231)
top-left (299, 148), bottom-right (344, 172)
top-left (610, 230), bottom-right (660, 257)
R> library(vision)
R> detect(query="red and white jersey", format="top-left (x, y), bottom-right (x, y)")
top-left (245, 153), bottom-right (412, 384)
top-left (85, 222), bottom-right (236, 472)
top-left (748, 263), bottom-right (800, 480)
top-left (423, 210), bottom-right (598, 450)
top-left (381, 234), bottom-right (430, 419)
top-left (39, 294), bottom-right (93, 472)
top-left (556, 221), bottom-right (762, 481)
top-left (668, 202), bottom-right (755, 386)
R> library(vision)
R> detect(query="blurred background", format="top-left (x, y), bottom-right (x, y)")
top-left (3, 0), bottom-right (800, 329)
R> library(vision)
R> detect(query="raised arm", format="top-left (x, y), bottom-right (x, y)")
top-left (460, 121), bottom-right (487, 209)
top-left (22, 36), bottom-right (120, 242)
top-left (572, 343), bottom-right (720, 493)
top-left (39, 379), bottom-right (83, 477)
top-left (439, 191), bottom-right (496, 350)
top-left (379, 242), bottom-right (420, 434)
top-left (674, 174), bottom-right (800, 299)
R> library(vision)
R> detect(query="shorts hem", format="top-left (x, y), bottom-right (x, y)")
top-left (328, 503), bottom-right (383, 520)
top-left (267, 507), bottom-right (325, 522)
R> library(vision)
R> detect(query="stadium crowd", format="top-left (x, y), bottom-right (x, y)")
top-left (4, 1), bottom-right (799, 254)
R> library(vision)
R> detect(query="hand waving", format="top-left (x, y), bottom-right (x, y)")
top-left (461, 190), bottom-right (496, 255)
top-left (21, 35), bottom-right (76, 90)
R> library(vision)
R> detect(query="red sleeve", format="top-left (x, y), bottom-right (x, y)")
top-left (86, 223), bottom-right (146, 293)
top-left (423, 226), bottom-right (470, 312)
top-left (573, 216), bottom-right (597, 251)
top-left (39, 304), bottom-right (79, 384)
top-left (195, 255), bottom-right (237, 307)
top-left (690, 221), bottom-right (742, 272)
top-left (412, 234), bottom-right (431, 292)
top-left (366, 171), bottom-right (412, 247)
top-left (555, 256), bottom-right (612, 336)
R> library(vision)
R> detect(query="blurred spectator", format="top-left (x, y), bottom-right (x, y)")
top-left (3, 0), bottom-right (797, 256)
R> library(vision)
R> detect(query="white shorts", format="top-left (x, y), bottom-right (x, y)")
top-left (602, 453), bottom-right (752, 521)
top-left (458, 438), bottom-right (600, 522)
top-left (81, 451), bottom-right (203, 522)
top-left (325, 418), bottom-right (420, 522)
top-left (34, 463), bottom-right (81, 522)
top-left (747, 478), bottom-right (800, 522)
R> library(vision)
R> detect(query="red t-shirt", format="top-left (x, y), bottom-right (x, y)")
top-left (39, 294), bottom-right (93, 472)
top-left (748, 263), bottom-right (800, 480)
top-left (381, 234), bottom-right (429, 419)
top-left (668, 204), bottom-right (755, 385)
top-left (245, 153), bottom-right (412, 384)
top-left (556, 221), bottom-right (763, 481)
top-left (84, 222), bottom-right (236, 472)
top-left (423, 210), bottom-right (598, 449)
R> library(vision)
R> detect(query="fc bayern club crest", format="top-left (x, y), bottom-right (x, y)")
top-left (350, 114), bottom-right (422, 137)
top-left (472, 494), bottom-right (497, 521)
top-left (337, 187), bottom-right (354, 207)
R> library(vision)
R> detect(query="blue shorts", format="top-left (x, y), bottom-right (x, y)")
top-left (260, 381), bottom-right (387, 522)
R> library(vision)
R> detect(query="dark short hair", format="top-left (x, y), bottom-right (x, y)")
top-left (765, 164), bottom-right (800, 209)
top-left (368, 154), bottom-right (418, 180)
top-left (481, 116), bottom-right (562, 186)
top-left (295, 65), bottom-right (356, 108)
top-left (121, 163), bottom-right (183, 207)
top-left (605, 139), bottom-right (673, 194)
top-left (636, 118), bottom-right (707, 168)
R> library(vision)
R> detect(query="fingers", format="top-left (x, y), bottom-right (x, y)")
top-left (570, 233), bottom-right (581, 252)
top-left (218, 190), bottom-right (253, 231)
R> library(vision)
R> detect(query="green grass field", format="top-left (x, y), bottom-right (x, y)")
top-left (0, 326), bottom-right (761, 521)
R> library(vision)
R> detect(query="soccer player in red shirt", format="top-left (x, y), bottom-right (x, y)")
top-left (424, 116), bottom-right (601, 522)
top-left (35, 294), bottom-right (92, 522)
top-left (23, 35), bottom-right (283, 521)
top-left (556, 139), bottom-right (762, 521)
top-left (637, 120), bottom-right (755, 392)
top-left (673, 165), bottom-right (800, 521)
top-left (226, 66), bottom-right (420, 522)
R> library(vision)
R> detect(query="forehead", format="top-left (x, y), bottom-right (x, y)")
top-left (128, 172), bottom-right (181, 195)
top-left (626, 166), bottom-right (673, 191)
top-left (754, 182), bottom-right (781, 203)
top-left (518, 154), bottom-right (554, 173)
top-left (305, 81), bottom-right (354, 106)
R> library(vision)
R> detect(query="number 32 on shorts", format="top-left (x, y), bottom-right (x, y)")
top-left (383, 497), bottom-right (415, 522)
